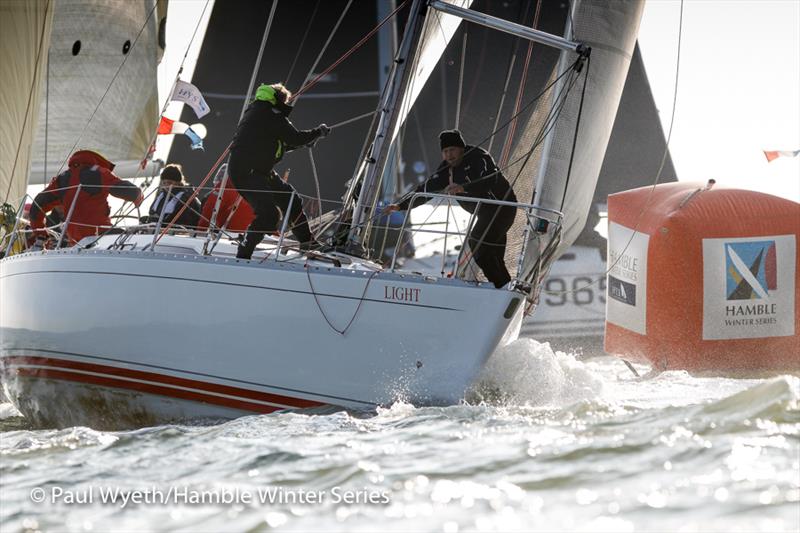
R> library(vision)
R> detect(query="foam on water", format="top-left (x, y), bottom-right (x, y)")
top-left (470, 338), bottom-right (605, 406)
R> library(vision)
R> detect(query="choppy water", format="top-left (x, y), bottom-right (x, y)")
top-left (1, 339), bottom-right (798, 532)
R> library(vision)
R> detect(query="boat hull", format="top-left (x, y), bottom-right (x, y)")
top-left (1, 249), bottom-right (521, 428)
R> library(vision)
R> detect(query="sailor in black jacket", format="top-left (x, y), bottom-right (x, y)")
top-left (229, 83), bottom-right (330, 259)
top-left (388, 130), bottom-right (517, 288)
top-left (144, 164), bottom-right (201, 228)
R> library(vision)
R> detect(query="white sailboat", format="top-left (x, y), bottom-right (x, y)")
top-left (1, 0), bottom-right (644, 429)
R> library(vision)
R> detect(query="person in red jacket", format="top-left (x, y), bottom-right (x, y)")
top-left (29, 150), bottom-right (143, 246)
top-left (197, 177), bottom-right (255, 233)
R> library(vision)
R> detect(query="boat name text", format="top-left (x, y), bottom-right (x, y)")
top-left (384, 286), bottom-right (421, 303)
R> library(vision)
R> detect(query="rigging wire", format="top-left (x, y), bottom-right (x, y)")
top-left (241, 0), bottom-right (279, 117)
top-left (308, 148), bottom-right (323, 224)
top-left (283, 0), bottom-right (321, 87)
top-left (499, 0), bottom-right (543, 168)
top-left (454, 28), bottom-right (468, 130)
top-left (3, 0), bottom-right (53, 205)
top-left (559, 53), bottom-right (591, 211)
top-left (44, 47), bottom-right (50, 186)
top-left (297, 0), bottom-right (354, 94)
top-left (543, 0), bottom-right (685, 297)
top-left (487, 54), bottom-right (517, 156)
top-left (291, 0), bottom-right (409, 102)
top-left (305, 266), bottom-right (379, 336)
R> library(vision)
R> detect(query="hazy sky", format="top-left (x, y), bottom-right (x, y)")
top-left (158, 0), bottom-right (799, 202)
top-left (638, 0), bottom-right (799, 202)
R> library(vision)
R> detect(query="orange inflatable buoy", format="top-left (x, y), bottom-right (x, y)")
top-left (605, 181), bottom-right (799, 374)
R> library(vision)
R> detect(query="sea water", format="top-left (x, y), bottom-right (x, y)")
top-left (1, 339), bottom-right (798, 532)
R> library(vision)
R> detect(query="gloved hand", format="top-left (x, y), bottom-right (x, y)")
top-left (317, 124), bottom-right (331, 137)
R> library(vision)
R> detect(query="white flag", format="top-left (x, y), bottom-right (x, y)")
top-left (171, 80), bottom-right (210, 118)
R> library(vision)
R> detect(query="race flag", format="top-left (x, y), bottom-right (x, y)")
top-left (170, 80), bottom-right (210, 118)
top-left (157, 116), bottom-right (175, 134)
top-left (157, 117), bottom-right (207, 151)
top-left (184, 127), bottom-right (204, 151)
top-left (763, 149), bottom-right (800, 163)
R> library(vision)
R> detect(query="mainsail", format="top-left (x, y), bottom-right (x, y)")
top-left (0, 0), bottom-right (54, 206)
top-left (27, 0), bottom-right (166, 185)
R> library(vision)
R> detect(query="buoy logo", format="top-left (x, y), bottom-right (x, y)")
top-left (704, 235), bottom-right (794, 340)
top-left (725, 241), bottom-right (777, 300)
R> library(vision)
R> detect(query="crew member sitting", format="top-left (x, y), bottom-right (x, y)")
top-left (142, 164), bottom-right (201, 228)
top-left (29, 150), bottom-right (143, 246)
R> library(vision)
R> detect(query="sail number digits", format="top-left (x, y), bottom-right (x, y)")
top-left (543, 276), bottom-right (606, 307)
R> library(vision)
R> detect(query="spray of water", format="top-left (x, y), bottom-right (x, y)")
top-left (468, 338), bottom-right (605, 406)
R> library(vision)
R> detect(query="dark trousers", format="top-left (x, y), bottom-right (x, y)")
top-left (229, 157), bottom-right (312, 259)
top-left (468, 205), bottom-right (516, 288)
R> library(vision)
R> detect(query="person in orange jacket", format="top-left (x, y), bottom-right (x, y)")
top-left (29, 150), bottom-right (143, 246)
top-left (197, 176), bottom-right (255, 234)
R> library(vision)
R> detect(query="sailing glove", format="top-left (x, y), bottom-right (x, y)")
top-left (318, 124), bottom-right (331, 137)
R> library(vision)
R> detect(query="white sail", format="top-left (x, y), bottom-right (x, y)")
top-left (349, 0), bottom-right (472, 246)
top-left (0, 0), bottom-right (54, 206)
top-left (27, 0), bottom-right (165, 185)
top-left (390, 0), bottom-right (472, 142)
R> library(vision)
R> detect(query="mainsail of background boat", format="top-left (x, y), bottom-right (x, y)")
top-left (27, 0), bottom-right (166, 185)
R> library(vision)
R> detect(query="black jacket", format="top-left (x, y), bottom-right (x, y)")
top-left (145, 185), bottom-right (201, 227)
top-left (398, 146), bottom-right (517, 213)
top-left (230, 99), bottom-right (322, 173)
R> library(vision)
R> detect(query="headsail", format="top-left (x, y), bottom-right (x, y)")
top-left (348, 0), bottom-right (472, 250)
top-left (28, 0), bottom-right (166, 184)
top-left (0, 0), bottom-right (54, 206)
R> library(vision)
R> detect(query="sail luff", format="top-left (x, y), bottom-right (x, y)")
top-left (0, 0), bottom-right (54, 206)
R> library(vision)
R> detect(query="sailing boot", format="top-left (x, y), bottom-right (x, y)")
top-left (236, 230), bottom-right (264, 260)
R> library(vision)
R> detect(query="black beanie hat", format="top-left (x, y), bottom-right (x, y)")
top-left (439, 129), bottom-right (466, 150)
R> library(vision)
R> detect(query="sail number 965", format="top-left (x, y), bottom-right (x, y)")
top-left (543, 276), bottom-right (606, 306)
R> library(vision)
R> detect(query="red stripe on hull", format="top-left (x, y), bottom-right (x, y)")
top-left (2, 355), bottom-right (324, 409)
top-left (12, 367), bottom-right (281, 414)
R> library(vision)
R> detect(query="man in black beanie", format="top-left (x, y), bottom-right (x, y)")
top-left (386, 129), bottom-right (517, 288)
